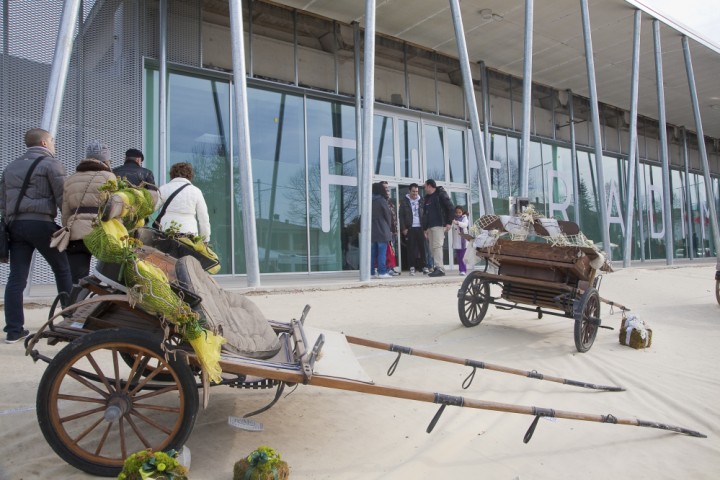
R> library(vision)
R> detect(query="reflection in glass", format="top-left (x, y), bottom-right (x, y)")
top-left (247, 88), bottom-right (307, 273)
top-left (307, 98), bottom-right (358, 271)
top-left (576, 151), bottom-right (600, 243)
top-left (399, 119), bottom-right (419, 178)
top-left (425, 124), bottom-right (445, 181)
top-left (373, 115), bottom-right (395, 176)
top-left (448, 129), bottom-right (466, 184)
top-left (167, 73), bottom-right (232, 273)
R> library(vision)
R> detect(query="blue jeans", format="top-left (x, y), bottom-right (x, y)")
top-left (371, 241), bottom-right (388, 275)
top-left (4, 220), bottom-right (72, 335)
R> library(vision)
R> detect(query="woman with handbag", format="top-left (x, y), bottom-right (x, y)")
top-left (60, 141), bottom-right (117, 283)
top-left (156, 162), bottom-right (211, 242)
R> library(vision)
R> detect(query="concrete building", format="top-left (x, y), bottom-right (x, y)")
top-left (1, 0), bottom-right (719, 287)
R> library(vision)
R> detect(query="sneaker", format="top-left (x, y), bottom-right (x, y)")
top-left (459, 271), bottom-right (465, 276)
top-left (409, 267), bottom-right (416, 276)
top-left (428, 268), bottom-right (445, 277)
top-left (5, 329), bottom-right (30, 344)
top-left (378, 273), bottom-right (393, 279)
top-left (422, 267), bottom-right (430, 275)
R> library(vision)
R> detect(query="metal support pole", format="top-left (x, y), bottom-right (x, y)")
top-left (580, 0), bottom-right (611, 259)
top-left (448, 0), bottom-right (493, 214)
top-left (652, 20), bottom-right (674, 264)
top-left (359, 0), bottom-right (376, 282)
top-left (480, 61), bottom-right (491, 166)
top-left (353, 21), bottom-right (363, 203)
top-left (682, 35), bottom-right (720, 257)
top-left (567, 90), bottom-right (580, 224)
top-left (229, 0), bottom-right (261, 286)
top-left (519, 0), bottom-right (534, 198)
top-left (682, 127), bottom-right (694, 259)
top-left (41, 0), bottom-right (81, 136)
top-left (159, 0), bottom-right (168, 183)
top-left (622, 9), bottom-right (641, 268)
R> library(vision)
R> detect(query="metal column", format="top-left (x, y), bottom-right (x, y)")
top-left (652, 20), bottom-right (673, 264)
top-left (567, 90), bottom-right (580, 224)
top-left (682, 127), bottom-right (694, 259)
top-left (682, 35), bottom-right (720, 256)
top-left (229, 0), bottom-right (261, 286)
top-left (41, 0), bottom-right (81, 136)
top-left (579, 0), bottom-right (611, 259)
top-left (519, 0), bottom-right (534, 198)
top-left (353, 21), bottom-right (363, 209)
top-left (448, 0), bottom-right (493, 214)
top-left (159, 0), bottom-right (168, 183)
top-left (480, 61), bottom-right (491, 168)
top-left (622, 9), bottom-right (642, 268)
top-left (359, 0), bottom-right (376, 282)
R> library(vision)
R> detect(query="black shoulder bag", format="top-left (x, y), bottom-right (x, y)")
top-left (1, 155), bottom-right (46, 263)
top-left (152, 183), bottom-right (190, 231)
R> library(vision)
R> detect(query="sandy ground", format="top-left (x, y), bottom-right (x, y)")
top-left (1, 264), bottom-right (718, 480)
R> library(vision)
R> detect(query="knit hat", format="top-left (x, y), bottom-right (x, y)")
top-left (86, 140), bottom-right (111, 164)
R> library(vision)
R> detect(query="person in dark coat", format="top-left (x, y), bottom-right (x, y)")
top-left (422, 178), bottom-right (454, 277)
top-left (399, 183), bottom-right (426, 275)
top-left (112, 148), bottom-right (156, 189)
top-left (371, 182), bottom-right (393, 279)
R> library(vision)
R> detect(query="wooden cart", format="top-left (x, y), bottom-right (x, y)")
top-left (24, 231), bottom-right (701, 477)
top-left (458, 216), bottom-right (628, 353)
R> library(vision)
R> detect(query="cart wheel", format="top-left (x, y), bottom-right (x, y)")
top-left (716, 279), bottom-right (720, 306)
top-left (36, 328), bottom-right (199, 477)
top-left (458, 272), bottom-right (491, 327)
top-left (573, 287), bottom-right (600, 353)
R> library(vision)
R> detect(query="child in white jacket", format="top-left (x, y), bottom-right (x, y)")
top-left (451, 206), bottom-right (469, 275)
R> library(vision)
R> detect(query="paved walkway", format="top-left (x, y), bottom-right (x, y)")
top-left (1, 257), bottom-right (715, 306)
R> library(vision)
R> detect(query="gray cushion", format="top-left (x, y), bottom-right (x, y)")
top-left (175, 256), bottom-right (281, 359)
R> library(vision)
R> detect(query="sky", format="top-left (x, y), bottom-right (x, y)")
top-left (627, 0), bottom-right (720, 54)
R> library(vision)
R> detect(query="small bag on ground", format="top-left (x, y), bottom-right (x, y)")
top-left (619, 313), bottom-right (652, 349)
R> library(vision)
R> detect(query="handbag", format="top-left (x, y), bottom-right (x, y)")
top-left (0, 155), bottom-right (46, 262)
top-left (385, 241), bottom-right (397, 268)
top-left (51, 173), bottom-right (98, 252)
top-left (152, 183), bottom-right (190, 230)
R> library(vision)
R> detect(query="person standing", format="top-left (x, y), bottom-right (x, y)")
top-left (0, 128), bottom-right (72, 343)
top-left (380, 180), bottom-right (399, 275)
top-left (422, 179), bottom-right (454, 277)
top-left (371, 182), bottom-right (393, 279)
top-left (451, 205), bottom-right (469, 276)
top-left (113, 148), bottom-right (155, 188)
top-left (399, 183), bottom-right (426, 275)
top-left (156, 162), bottom-right (211, 241)
top-left (61, 141), bottom-right (117, 283)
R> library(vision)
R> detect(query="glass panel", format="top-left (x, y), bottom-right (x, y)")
top-left (507, 136), bottom-right (520, 197)
top-left (548, 146), bottom-right (576, 222)
top-left (167, 73), bottom-right (232, 274)
top-left (373, 115), bottom-right (395, 176)
top-left (528, 141), bottom-right (543, 210)
top-left (577, 151), bottom-right (601, 244)
top-left (424, 124), bottom-right (445, 181)
top-left (307, 98), bottom-right (359, 271)
top-left (144, 68), bottom-right (159, 177)
top-left (601, 154), bottom-right (624, 260)
top-left (448, 128), bottom-right (466, 184)
top-left (246, 88), bottom-right (308, 273)
top-left (490, 133), bottom-right (509, 214)
top-left (399, 119), bottom-right (420, 179)
top-left (644, 164), bottom-right (667, 259)
top-left (670, 169), bottom-right (687, 259)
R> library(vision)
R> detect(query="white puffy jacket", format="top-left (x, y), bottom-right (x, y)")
top-left (157, 177), bottom-right (211, 241)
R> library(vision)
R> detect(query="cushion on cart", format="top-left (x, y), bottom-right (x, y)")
top-left (175, 256), bottom-right (281, 359)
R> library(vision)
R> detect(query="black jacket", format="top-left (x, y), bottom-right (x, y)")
top-left (113, 161), bottom-right (157, 190)
top-left (422, 186), bottom-right (454, 229)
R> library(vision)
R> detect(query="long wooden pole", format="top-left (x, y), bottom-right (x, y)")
top-left (214, 355), bottom-right (706, 440)
top-left (345, 336), bottom-right (624, 391)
